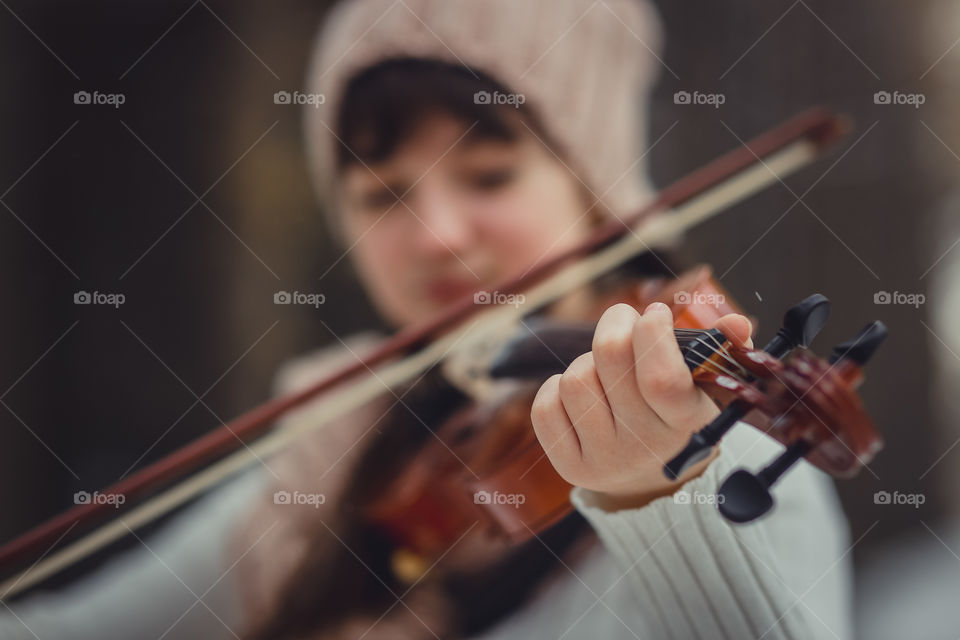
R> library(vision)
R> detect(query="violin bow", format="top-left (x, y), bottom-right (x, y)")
top-left (0, 108), bottom-right (848, 598)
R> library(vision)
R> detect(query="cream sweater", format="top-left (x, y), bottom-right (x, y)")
top-left (0, 339), bottom-right (852, 639)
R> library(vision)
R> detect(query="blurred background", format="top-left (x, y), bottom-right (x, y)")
top-left (0, 1), bottom-right (957, 637)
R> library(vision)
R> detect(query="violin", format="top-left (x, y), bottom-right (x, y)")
top-left (493, 278), bottom-right (887, 521)
top-left (0, 107), bottom-right (880, 598)
top-left (363, 266), bottom-right (885, 579)
top-left (364, 267), bottom-right (740, 562)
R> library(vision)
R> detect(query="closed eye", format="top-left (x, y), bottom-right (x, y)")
top-left (465, 167), bottom-right (517, 192)
top-left (358, 185), bottom-right (405, 211)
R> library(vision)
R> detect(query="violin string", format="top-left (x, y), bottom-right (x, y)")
top-left (702, 332), bottom-right (751, 378)
top-left (679, 342), bottom-right (748, 382)
top-left (686, 352), bottom-right (747, 381)
top-left (687, 329), bottom-right (750, 376)
top-left (674, 329), bottom-right (751, 379)
top-left (677, 337), bottom-right (753, 382)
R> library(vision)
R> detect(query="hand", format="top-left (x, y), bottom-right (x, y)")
top-left (530, 301), bottom-right (753, 508)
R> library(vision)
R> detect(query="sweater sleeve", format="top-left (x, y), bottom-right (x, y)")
top-left (0, 334), bottom-right (385, 640)
top-left (0, 470), bottom-right (264, 640)
top-left (570, 424), bottom-right (854, 640)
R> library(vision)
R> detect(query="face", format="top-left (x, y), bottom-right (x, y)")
top-left (337, 113), bottom-right (595, 327)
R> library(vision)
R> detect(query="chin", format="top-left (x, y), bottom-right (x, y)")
top-left (387, 300), bottom-right (433, 327)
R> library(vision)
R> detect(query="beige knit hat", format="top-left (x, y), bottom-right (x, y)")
top-left (304, 0), bottom-right (663, 222)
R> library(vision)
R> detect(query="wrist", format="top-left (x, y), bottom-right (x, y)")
top-left (589, 446), bottom-right (721, 511)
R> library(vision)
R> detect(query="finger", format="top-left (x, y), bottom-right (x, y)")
top-left (714, 314), bottom-right (754, 349)
top-left (591, 304), bottom-right (663, 433)
top-left (530, 374), bottom-right (583, 465)
top-left (557, 352), bottom-right (616, 449)
top-left (633, 302), bottom-right (717, 429)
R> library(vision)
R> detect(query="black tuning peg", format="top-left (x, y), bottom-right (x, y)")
top-left (717, 440), bottom-right (812, 523)
top-left (663, 431), bottom-right (719, 481)
top-left (763, 293), bottom-right (831, 358)
top-left (829, 320), bottom-right (887, 366)
top-left (663, 294), bottom-right (830, 481)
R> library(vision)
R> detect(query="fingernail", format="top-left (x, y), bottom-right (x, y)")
top-left (644, 302), bottom-right (671, 316)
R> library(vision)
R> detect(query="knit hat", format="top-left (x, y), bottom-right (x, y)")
top-left (304, 0), bottom-right (663, 223)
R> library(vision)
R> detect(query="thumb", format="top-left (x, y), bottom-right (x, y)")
top-left (714, 314), bottom-right (753, 349)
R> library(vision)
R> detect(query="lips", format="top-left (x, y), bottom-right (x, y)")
top-left (425, 278), bottom-right (478, 303)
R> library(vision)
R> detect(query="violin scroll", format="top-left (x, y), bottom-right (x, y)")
top-left (712, 320), bottom-right (888, 523)
top-left (663, 293), bottom-right (832, 481)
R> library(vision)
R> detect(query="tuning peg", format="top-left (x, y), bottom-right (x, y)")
top-left (663, 294), bottom-right (830, 481)
top-left (763, 293), bottom-right (831, 358)
top-left (662, 431), bottom-right (717, 480)
top-left (829, 320), bottom-right (887, 366)
top-left (717, 440), bottom-right (811, 523)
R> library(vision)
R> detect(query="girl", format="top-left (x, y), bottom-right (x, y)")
top-left (0, 1), bottom-right (852, 638)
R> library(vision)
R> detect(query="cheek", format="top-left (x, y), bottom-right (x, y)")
top-left (478, 169), bottom-right (590, 272)
top-left (354, 232), bottom-right (401, 283)
top-left (342, 216), bottom-right (418, 324)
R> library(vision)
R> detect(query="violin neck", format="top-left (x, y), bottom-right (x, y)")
top-left (489, 322), bottom-right (725, 381)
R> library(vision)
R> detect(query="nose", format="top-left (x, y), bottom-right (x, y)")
top-left (409, 188), bottom-right (474, 257)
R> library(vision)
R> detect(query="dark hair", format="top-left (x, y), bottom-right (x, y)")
top-left (334, 57), bottom-right (558, 171)
top-left (246, 59), bottom-right (596, 640)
